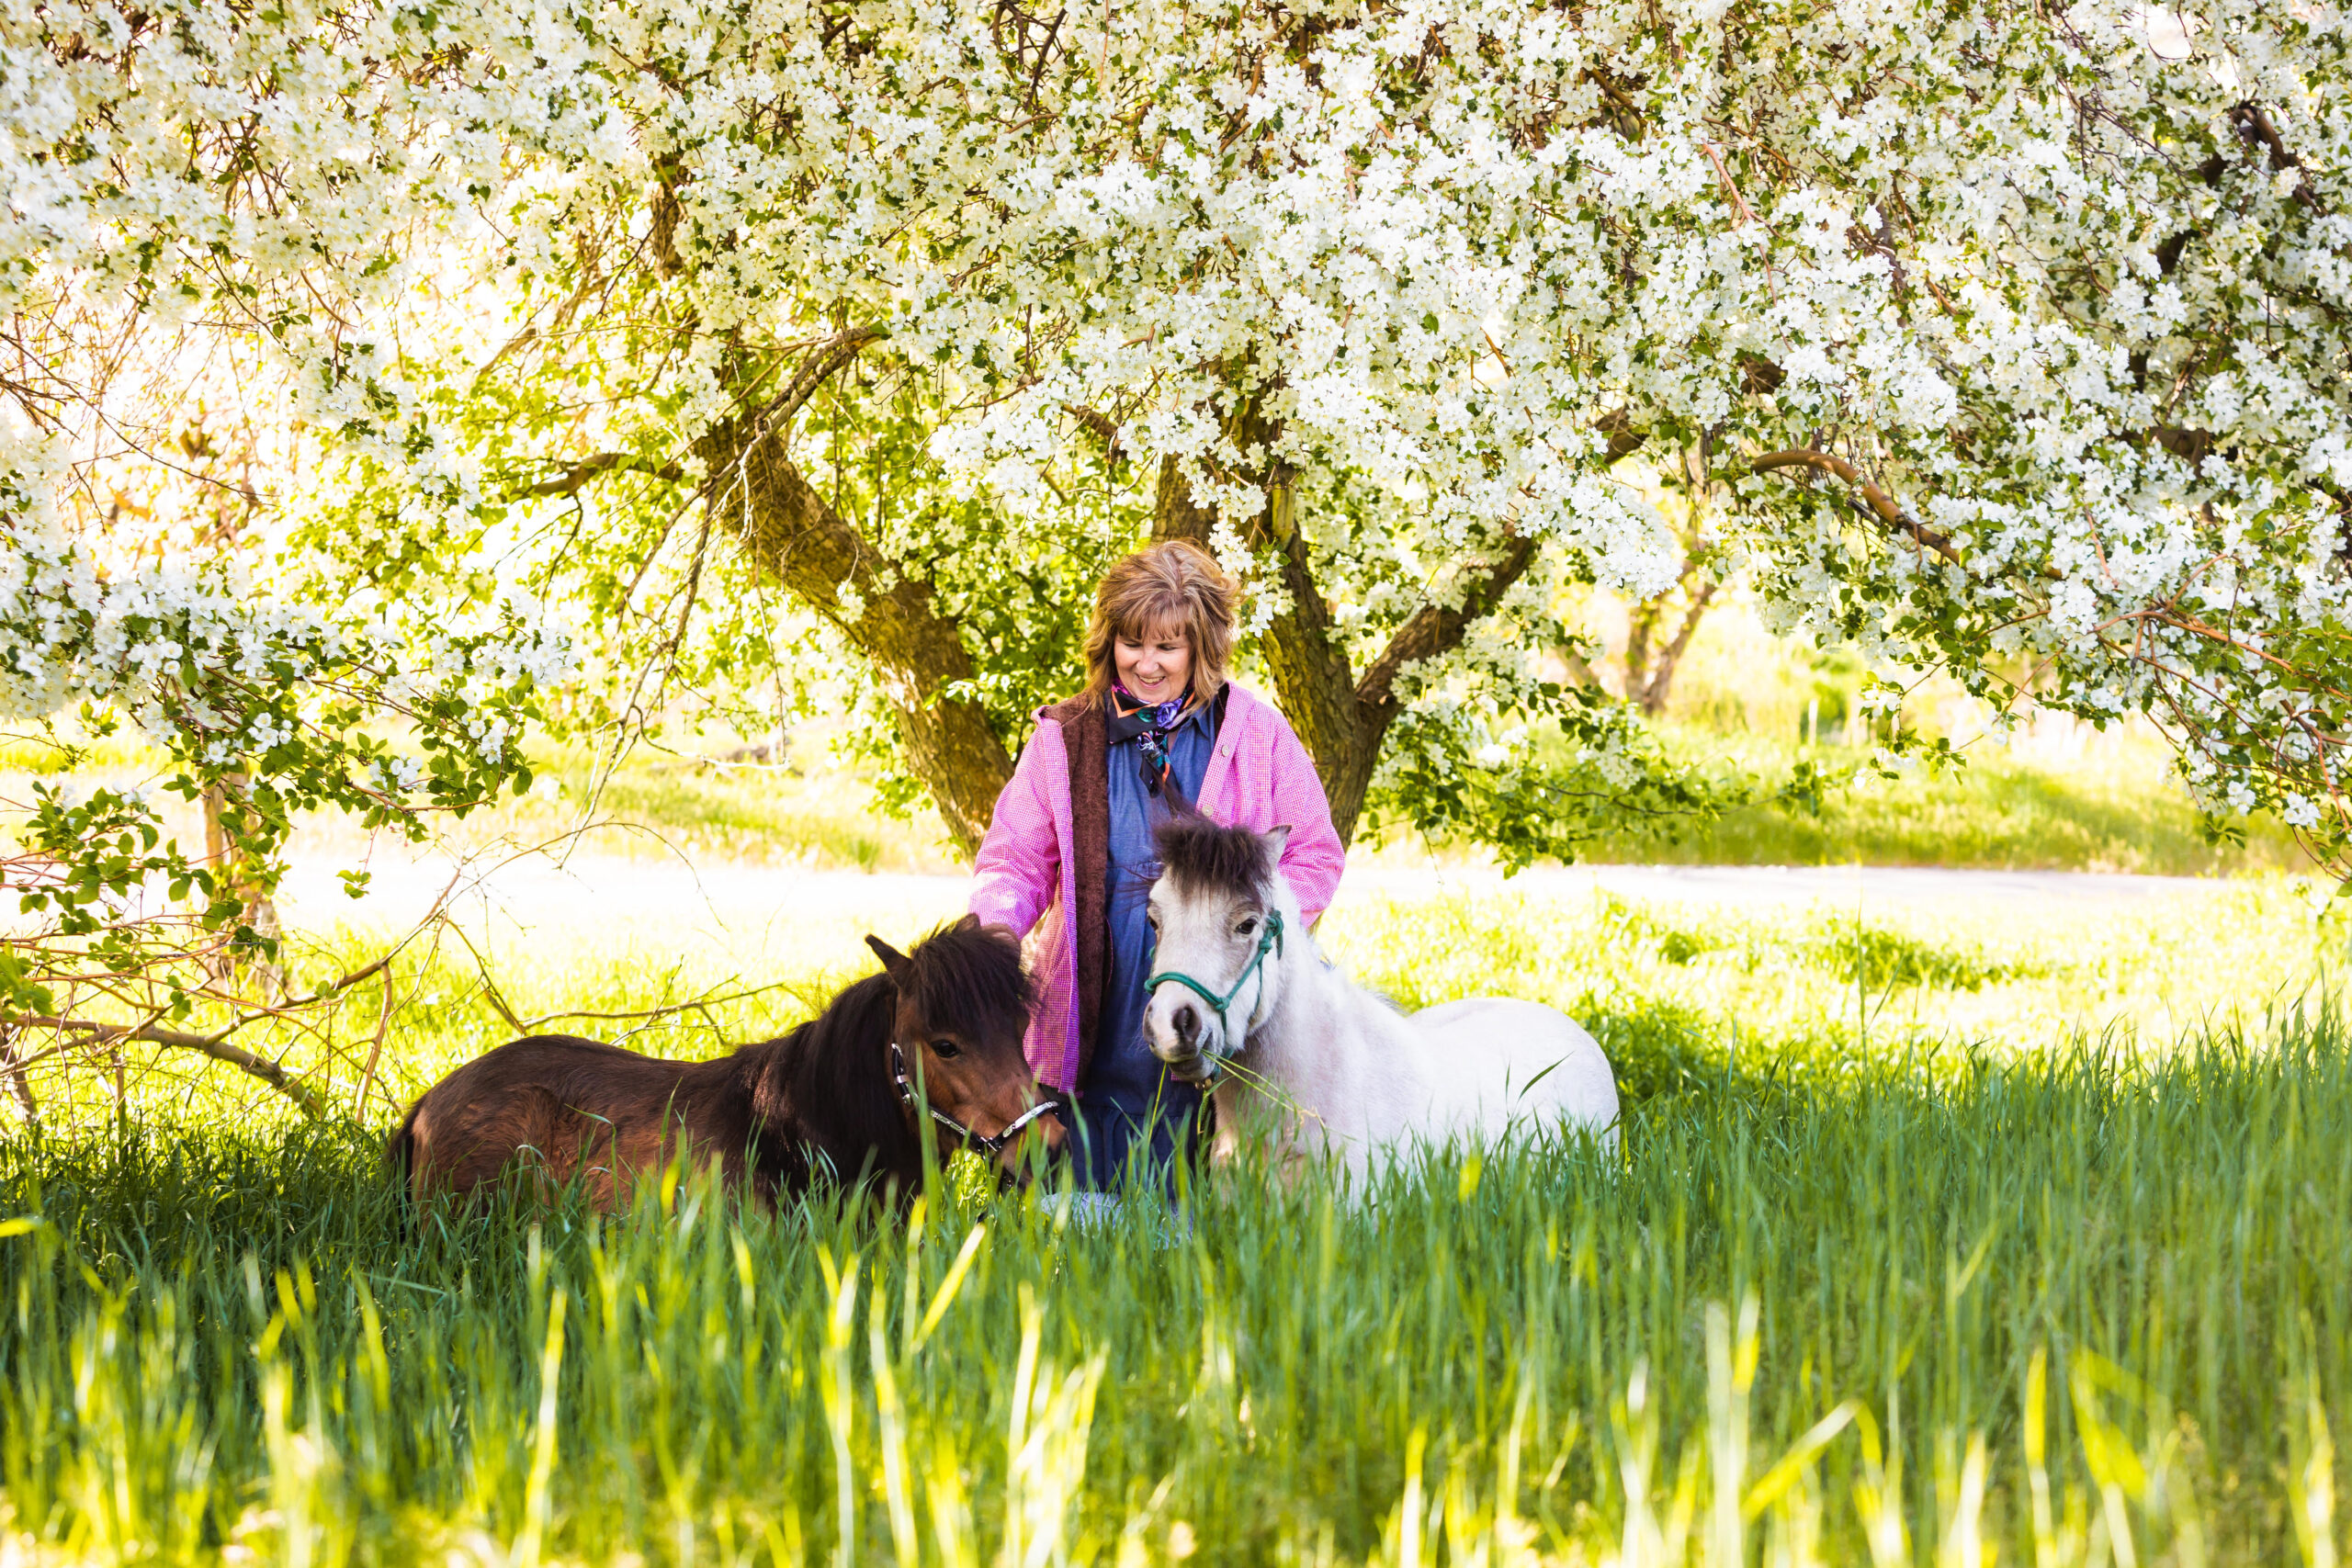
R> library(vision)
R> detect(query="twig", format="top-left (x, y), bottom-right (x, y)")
top-left (444, 921), bottom-right (529, 1034)
top-left (515, 976), bottom-right (802, 1032)
top-left (354, 966), bottom-right (395, 1124)
top-left (1700, 143), bottom-right (1756, 227)
top-left (12, 1016), bottom-right (326, 1120)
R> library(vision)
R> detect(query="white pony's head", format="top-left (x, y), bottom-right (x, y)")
top-left (1143, 818), bottom-right (1299, 1080)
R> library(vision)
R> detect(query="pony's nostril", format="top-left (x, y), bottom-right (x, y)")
top-left (1173, 1003), bottom-right (1198, 1044)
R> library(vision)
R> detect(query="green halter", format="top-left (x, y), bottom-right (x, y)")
top-left (1145, 908), bottom-right (1285, 1076)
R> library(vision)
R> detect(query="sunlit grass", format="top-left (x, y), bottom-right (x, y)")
top-left (3, 881), bottom-right (2350, 1562)
top-left (20, 870), bottom-right (2342, 1132)
top-left (0, 727), bottom-right (967, 875)
top-left (1564, 722), bottom-right (2308, 875)
top-left (6, 700), bottom-right (2307, 878)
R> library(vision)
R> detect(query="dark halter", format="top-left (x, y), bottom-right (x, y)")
top-left (888, 1042), bottom-right (1059, 1157)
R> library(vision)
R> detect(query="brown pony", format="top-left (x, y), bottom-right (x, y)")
top-left (388, 917), bottom-right (1062, 1210)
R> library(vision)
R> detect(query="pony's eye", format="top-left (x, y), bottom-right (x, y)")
top-left (1146, 908), bottom-right (1160, 931)
top-left (1237, 916), bottom-right (1259, 937)
top-left (930, 1038), bottom-right (962, 1060)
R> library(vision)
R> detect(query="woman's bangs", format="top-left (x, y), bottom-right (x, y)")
top-left (1114, 594), bottom-right (1193, 647)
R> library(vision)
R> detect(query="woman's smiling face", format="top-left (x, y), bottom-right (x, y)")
top-left (1114, 618), bottom-right (1192, 705)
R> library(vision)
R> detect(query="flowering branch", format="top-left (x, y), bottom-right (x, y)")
top-left (1747, 451), bottom-right (1965, 569)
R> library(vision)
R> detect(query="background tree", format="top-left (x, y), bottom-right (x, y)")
top-left (0, 258), bottom-right (568, 1111)
top-left (7, 0), bottom-right (2352, 883)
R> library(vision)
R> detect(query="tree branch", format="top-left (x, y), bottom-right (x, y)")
top-left (1355, 531), bottom-right (1543, 714)
top-left (1595, 408), bottom-right (1650, 463)
top-left (515, 452), bottom-right (684, 500)
top-left (1352, 414), bottom-right (1649, 720)
top-left (14, 1015), bottom-right (326, 1120)
top-left (1748, 449), bottom-right (1966, 568)
top-left (2, 950), bottom-right (399, 1123)
top-left (697, 411), bottom-right (1013, 852)
top-left (2234, 101), bottom-right (2316, 209)
top-left (757, 324), bottom-right (888, 432)
top-left (1066, 404), bottom-right (1126, 460)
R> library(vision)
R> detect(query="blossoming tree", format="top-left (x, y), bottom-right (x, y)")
top-left (1, 230), bottom-right (571, 1113)
top-left (6, 0), bottom-right (2349, 922)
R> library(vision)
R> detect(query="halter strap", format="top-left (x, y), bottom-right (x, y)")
top-left (1143, 908), bottom-right (1285, 1078)
top-left (889, 1042), bottom-right (1059, 1157)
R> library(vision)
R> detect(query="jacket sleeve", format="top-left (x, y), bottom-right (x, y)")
top-left (967, 722), bottom-right (1061, 939)
top-left (1267, 715), bottom-right (1347, 926)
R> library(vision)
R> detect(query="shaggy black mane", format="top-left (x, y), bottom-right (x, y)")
top-left (898, 917), bottom-right (1032, 1043)
top-left (1153, 816), bottom-right (1272, 902)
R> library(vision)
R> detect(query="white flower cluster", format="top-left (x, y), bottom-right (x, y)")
top-left (3, 512), bottom-right (305, 736)
top-left (1, 497), bottom-right (571, 785)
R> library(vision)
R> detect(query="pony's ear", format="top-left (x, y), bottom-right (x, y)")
top-left (1263, 824), bottom-right (1294, 858)
top-left (865, 934), bottom-right (913, 982)
top-left (954, 912), bottom-right (981, 933)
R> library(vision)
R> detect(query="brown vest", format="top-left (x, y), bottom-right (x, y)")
top-left (1041, 694), bottom-right (1112, 1076)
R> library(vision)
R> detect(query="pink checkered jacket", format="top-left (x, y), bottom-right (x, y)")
top-left (967, 681), bottom-right (1347, 1090)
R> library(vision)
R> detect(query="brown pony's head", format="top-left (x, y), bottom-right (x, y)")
top-left (864, 916), bottom-right (1064, 1178)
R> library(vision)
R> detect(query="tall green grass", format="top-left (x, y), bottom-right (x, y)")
top-left (6, 886), bottom-right (2350, 1562)
top-left (4, 1010), bottom-right (2348, 1564)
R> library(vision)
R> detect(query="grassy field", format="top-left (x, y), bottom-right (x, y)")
top-left (4, 880), bottom-right (2350, 1564)
top-left (6, 707), bottom-right (2307, 879)
top-left (474, 728), bottom-right (2307, 877)
top-left (1575, 728), bottom-right (2308, 876)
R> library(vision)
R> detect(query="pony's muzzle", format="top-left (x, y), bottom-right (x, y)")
top-left (1146, 995), bottom-right (1220, 1082)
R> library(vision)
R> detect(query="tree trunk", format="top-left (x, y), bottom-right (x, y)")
top-left (1623, 599), bottom-right (1659, 705)
top-left (1632, 580), bottom-right (1717, 716)
top-left (1622, 514), bottom-right (1720, 716)
top-left (701, 423), bottom-right (1014, 854)
top-left (0, 1025), bottom-right (39, 1132)
top-left (1150, 452), bottom-right (1374, 839)
top-left (647, 164), bottom-right (1012, 855)
top-left (1259, 522), bottom-right (1385, 840)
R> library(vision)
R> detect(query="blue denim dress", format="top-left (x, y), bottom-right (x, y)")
top-left (1069, 696), bottom-right (1220, 1190)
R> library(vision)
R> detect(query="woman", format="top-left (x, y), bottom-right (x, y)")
top-left (969, 540), bottom-right (1346, 1188)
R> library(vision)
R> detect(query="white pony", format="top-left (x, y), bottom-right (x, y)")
top-left (1141, 818), bottom-right (1619, 1179)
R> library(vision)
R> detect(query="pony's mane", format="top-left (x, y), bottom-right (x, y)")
top-left (899, 918), bottom-right (1032, 1043)
top-left (788, 971), bottom-right (897, 1058)
top-left (1154, 816), bottom-right (1272, 902)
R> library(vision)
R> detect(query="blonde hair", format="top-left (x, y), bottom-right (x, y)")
top-left (1081, 539), bottom-right (1238, 705)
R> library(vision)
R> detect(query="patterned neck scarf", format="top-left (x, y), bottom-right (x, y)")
top-left (1106, 683), bottom-right (1193, 798)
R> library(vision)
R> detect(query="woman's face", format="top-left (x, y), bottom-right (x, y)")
top-left (1114, 619), bottom-right (1193, 705)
